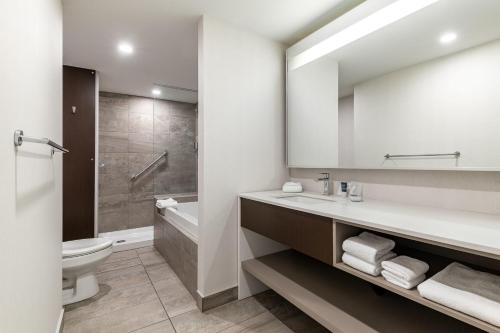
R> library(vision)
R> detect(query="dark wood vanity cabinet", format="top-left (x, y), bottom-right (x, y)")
top-left (241, 198), bottom-right (333, 265)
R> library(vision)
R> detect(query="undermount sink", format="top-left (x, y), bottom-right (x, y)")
top-left (277, 195), bottom-right (334, 205)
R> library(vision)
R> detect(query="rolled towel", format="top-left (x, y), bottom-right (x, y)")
top-left (156, 198), bottom-right (178, 209)
top-left (418, 262), bottom-right (500, 327)
top-left (381, 255), bottom-right (429, 281)
top-left (342, 231), bottom-right (395, 264)
top-left (381, 270), bottom-right (426, 289)
top-left (342, 251), bottom-right (396, 276)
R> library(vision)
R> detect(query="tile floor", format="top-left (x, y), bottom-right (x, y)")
top-left (63, 246), bottom-right (330, 333)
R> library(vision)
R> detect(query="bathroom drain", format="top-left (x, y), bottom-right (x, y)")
top-left (116, 240), bottom-right (126, 243)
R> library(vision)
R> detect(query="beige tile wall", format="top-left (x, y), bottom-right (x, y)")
top-left (98, 92), bottom-right (197, 232)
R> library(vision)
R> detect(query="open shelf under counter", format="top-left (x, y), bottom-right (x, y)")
top-left (332, 220), bottom-right (500, 332)
top-left (242, 250), bottom-right (487, 333)
top-left (334, 263), bottom-right (499, 333)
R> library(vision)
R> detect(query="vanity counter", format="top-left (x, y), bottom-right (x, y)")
top-left (239, 190), bottom-right (500, 259)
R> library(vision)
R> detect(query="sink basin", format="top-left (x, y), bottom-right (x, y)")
top-left (277, 195), bottom-right (334, 205)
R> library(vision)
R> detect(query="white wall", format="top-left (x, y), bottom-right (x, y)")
top-left (353, 39), bottom-right (500, 169)
top-left (197, 15), bottom-right (288, 297)
top-left (0, 1), bottom-right (63, 332)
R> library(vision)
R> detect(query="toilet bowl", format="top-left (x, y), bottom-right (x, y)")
top-left (62, 238), bottom-right (113, 305)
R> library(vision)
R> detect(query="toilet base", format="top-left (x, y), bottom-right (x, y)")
top-left (62, 272), bottom-right (99, 305)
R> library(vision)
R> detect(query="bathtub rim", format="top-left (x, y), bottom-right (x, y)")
top-left (161, 205), bottom-right (198, 244)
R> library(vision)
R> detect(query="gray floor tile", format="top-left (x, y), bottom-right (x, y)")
top-left (97, 264), bottom-right (150, 290)
top-left (136, 245), bottom-right (155, 254)
top-left (145, 262), bottom-right (177, 282)
top-left (170, 296), bottom-right (267, 333)
top-left (97, 257), bottom-right (142, 273)
top-left (138, 250), bottom-right (167, 266)
top-left (253, 292), bottom-right (330, 333)
top-left (63, 299), bottom-right (167, 333)
top-left (219, 312), bottom-right (293, 333)
top-left (104, 249), bottom-right (139, 264)
top-left (64, 282), bottom-right (157, 324)
top-left (63, 246), bottom-right (326, 333)
top-left (274, 313), bottom-right (330, 333)
top-left (131, 320), bottom-right (176, 333)
top-left (153, 276), bottom-right (197, 317)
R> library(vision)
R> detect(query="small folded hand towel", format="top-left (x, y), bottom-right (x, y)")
top-left (282, 182), bottom-right (303, 193)
top-left (381, 255), bottom-right (429, 281)
top-left (342, 251), bottom-right (396, 276)
top-left (381, 270), bottom-right (426, 289)
top-left (342, 231), bottom-right (395, 264)
top-left (156, 198), bottom-right (178, 209)
top-left (418, 262), bottom-right (500, 327)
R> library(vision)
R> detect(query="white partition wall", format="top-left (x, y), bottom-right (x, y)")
top-left (0, 0), bottom-right (63, 332)
top-left (197, 16), bottom-right (288, 299)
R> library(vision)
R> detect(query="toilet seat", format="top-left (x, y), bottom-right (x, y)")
top-left (63, 238), bottom-right (113, 258)
top-left (62, 238), bottom-right (114, 305)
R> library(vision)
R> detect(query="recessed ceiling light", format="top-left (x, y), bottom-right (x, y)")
top-left (439, 32), bottom-right (457, 44)
top-left (152, 88), bottom-right (161, 96)
top-left (117, 42), bottom-right (134, 55)
top-left (289, 0), bottom-right (439, 70)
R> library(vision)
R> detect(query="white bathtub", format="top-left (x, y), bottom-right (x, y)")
top-left (163, 201), bottom-right (198, 243)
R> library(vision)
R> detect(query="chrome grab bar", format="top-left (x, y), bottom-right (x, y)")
top-left (130, 151), bottom-right (168, 181)
top-left (384, 151), bottom-right (460, 159)
top-left (14, 129), bottom-right (69, 153)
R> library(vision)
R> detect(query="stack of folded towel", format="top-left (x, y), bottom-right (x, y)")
top-left (418, 262), bottom-right (500, 327)
top-left (381, 255), bottom-right (428, 289)
top-left (342, 231), bottom-right (396, 276)
top-left (155, 198), bottom-right (178, 209)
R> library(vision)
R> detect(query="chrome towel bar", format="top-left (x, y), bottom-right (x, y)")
top-left (14, 129), bottom-right (69, 153)
top-left (384, 151), bottom-right (460, 159)
top-left (131, 151), bottom-right (168, 181)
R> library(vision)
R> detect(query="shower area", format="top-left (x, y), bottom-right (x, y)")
top-left (97, 92), bottom-right (197, 250)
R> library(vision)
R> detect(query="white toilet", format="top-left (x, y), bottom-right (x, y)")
top-left (62, 238), bottom-right (113, 305)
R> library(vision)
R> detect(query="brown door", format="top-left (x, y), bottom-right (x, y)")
top-left (63, 66), bottom-right (96, 241)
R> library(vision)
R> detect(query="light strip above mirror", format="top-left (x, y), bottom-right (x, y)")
top-left (288, 0), bottom-right (440, 71)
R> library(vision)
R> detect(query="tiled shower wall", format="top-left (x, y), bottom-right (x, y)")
top-left (98, 92), bottom-right (197, 233)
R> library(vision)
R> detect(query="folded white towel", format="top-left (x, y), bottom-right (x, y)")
top-left (418, 262), bottom-right (500, 327)
top-left (382, 270), bottom-right (426, 289)
top-left (381, 255), bottom-right (429, 281)
top-left (156, 198), bottom-right (178, 209)
top-left (342, 231), bottom-right (395, 264)
top-left (282, 182), bottom-right (303, 193)
top-left (342, 251), bottom-right (396, 276)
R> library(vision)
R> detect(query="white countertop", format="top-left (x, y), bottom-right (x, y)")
top-left (239, 190), bottom-right (500, 258)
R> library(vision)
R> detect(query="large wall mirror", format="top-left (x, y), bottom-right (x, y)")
top-left (287, 0), bottom-right (500, 170)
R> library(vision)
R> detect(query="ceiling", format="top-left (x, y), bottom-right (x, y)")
top-left (321, 0), bottom-right (500, 96)
top-left (63, 0), bottom-right (362, 102)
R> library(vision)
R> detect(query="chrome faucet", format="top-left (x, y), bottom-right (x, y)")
top-left (317, 172), bottom-right (330, 195)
